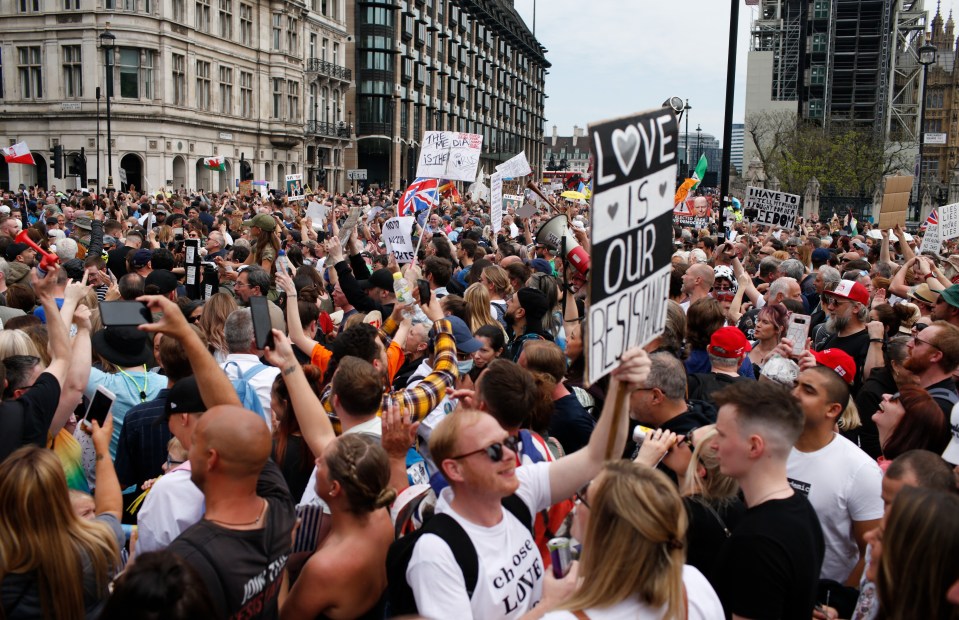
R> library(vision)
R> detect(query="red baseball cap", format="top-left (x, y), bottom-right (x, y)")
top-left (707, 326), bottom-right (752, 359)
top-left (825, 280), bottom-right (869, 306)
top-left (811, 348), bottom-right (856, 384)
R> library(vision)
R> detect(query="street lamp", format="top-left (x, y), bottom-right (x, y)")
top-left (388, 96), bottom-right (396, 189)
top-left (99, 28), bottom-right (116, 191)
top-left (696, 124), bottom-right (703, 164)
top-left (917, 43), bottom-right (938, 221)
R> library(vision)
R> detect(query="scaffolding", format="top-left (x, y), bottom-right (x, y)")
top-left (887, 0), bottom-right (927, 142)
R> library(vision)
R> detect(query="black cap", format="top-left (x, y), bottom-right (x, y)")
top-left (5, 243), bottom-right (30, 262)
top-left (360, 268), bottom-right (395, 291)
top-left (164, 376), bottom-right (205, 417)
top-left (517, 287), bottom-right (550, 325)
top-left (145, 269), bottom-right (179, 295)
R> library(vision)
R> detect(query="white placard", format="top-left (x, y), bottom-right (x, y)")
top-left (745, 186), bottom-right (801, 229)
top-left (490, 172), bottom-right (503, 234)
top-left (305, 200), bottom-right (328, 228)
top-left (347, 169), bottom-right (368, 180)
top-left (416, 131), bottom-right (484, 182)
top-left (939, 203), bottom-right (959, 241)
top-left (495, 151), bottom-right (532, 178)
top-left (921, 224), bottom-right (941, 255)
top-left (383, 216), bottom-right (416, 263)
top-left (285, 174), bottom-right (304, 201)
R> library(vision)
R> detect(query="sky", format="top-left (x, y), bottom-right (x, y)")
top-left (511, 0), bottom-right (759, 140)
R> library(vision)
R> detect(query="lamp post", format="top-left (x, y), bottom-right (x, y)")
top-left (684, 99), bottom-right (692, 176)
top-left (388, 96), bottom-right (396, 189)
top-left (696, 124), bottom-right (703, 164)
top-left (96, 86), bottom-right (101, 198)
top-left (99, 28), bottom-right (116, 191)
top-left (917, 43), bottom-right (938, 221)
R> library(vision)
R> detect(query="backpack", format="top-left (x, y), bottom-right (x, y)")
top-left (385, 494), bottom-right (533, 617)
top-left (223, 361), bottom-right (270, 424)
top-left (928, 387), bottom-right (959, 407)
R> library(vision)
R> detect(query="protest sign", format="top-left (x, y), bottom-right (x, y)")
top-left (516, 202), bottom-right (538, 219)
top-left (877, 176), bottom-right (913, 229)
top-left (939, 202), bottom-right (959, 241)
top-left (496, 151), bottom-right (532, 178)
top-left (921, 224), bottom-right (941, 255)
top-left (673, 195), bottom-right (713, 228)
top-left (383, 216), bottom-right (416, 263)
top-left (239, 180), bottom-right (252, 197)
top-left (253, 180), bottom-right (269, 198)
top-left (285, 174), bottom-right (304, 201)
top-left (490, 172), bottom-right (504, 234)
top-left (416, 131), bottom-right (484, 182)
top-left (338, 207), bottom-right (363, 247)
top-left (305, 200), bottom-right (328, 228)
top-left (587, 108), bottom-right (678, 384)
top-left (745, 186), bottom-right (801, 229)
top-left (503, 194), bottom-right (523, 213)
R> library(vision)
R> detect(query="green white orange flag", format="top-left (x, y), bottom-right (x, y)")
top-left (691, 154), bottom-right (708, 189)
top-left (203, 157), bottom-right (226, 171)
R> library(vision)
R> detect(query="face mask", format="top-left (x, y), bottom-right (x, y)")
top-left (457, 359), bottom-right (474, 375)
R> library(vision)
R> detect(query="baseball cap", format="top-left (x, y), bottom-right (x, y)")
top-left (530, 258), bottom-right (552, 275)
top-left (942, 402), bottom-right (959, 465)
top-left (939, 284), bottom-right (959, 309)
top-left (707, 326), bottom-right (752, 359)
top-left (131, 248), bottom-right (153, 268)
top-left (811, 248), bottom-right (831, 263)
top-left (810, 348), bottom-right (856, 385)
top-left (164, 376), bottom-right (206, 417)
top-left (242, 212), bottom-right (276, 232)
top-left (824, 280), bottom-right (869, 306)
top-left (359, 268), bottom-right (395, 291)
top-left (145, 269), bottom-right (179, 295)
top-left (446, 316), bottom-right (482, 354)
top-left (516, 287), bottom-right (550, 325)
top-left (4, 243), bottom-right (30, 262)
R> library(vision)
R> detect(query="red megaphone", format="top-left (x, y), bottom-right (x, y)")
top-left (15, 230), bottom-right (60, 274)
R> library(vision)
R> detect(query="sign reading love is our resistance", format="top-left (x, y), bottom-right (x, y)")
top-left (586, 108), bottom-right (678, 384)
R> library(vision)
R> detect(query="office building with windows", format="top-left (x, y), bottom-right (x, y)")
top-left (0, 0), bottom-right (352, 193)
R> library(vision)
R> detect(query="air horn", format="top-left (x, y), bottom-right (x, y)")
top-left (15, 230), bottom-right (60, 276)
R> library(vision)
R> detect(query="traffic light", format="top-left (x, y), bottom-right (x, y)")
top-left (318, 170), bottom-right (327, 182)
top-left (68, 152), bottom-right (81, 176)
top-left (52, 145), bottom-right (64, 179)
top-left (239, 155), bottom-right (253, 181)
top-left (79, 147), bottom-right (87, 182)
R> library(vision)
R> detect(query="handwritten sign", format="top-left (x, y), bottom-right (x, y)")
top-left (587, 108), bottom-right (678, 384)
top-left (416, 131), bottom-right (484, 182)
top-left (921, 224), bottom-right (941, 255)
top-left (496, 151), bottom-right (532, 179)
top-left (939, 202), bottom-right (959, 241)
top-left (285, 174), bottom-right (304, 201)
top-left (338, 207), bottom-right (363, 248)
top-left (490, 172), bottom-right (504, 234)
top-left (745, 186), bottom-right (801, 229)
top-left (383, 216), bottom-right (416, 263)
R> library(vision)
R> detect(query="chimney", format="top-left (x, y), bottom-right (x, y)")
top-left (552, 125), bottom-right (557, 147)
top-left (572, 125), bottom-right (580, 147)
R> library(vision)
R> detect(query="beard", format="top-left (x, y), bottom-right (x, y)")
top-left (903, 354), bottom-right (932, 374)
top-left (825, 313), bottom-right (849, 334)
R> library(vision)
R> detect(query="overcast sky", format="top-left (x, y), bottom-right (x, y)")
top-left (512, 0), bottom-right (758, 140)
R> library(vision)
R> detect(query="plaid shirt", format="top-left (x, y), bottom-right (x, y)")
top-left (321, 318), bottom-right (457, 433)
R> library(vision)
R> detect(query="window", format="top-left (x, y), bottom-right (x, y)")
top-left (927, 89), bottom-right (945, 109)
top-left (272, 14), bottom-right (282, 50)
top-left (309, 33), bottom-right (316, 59)
top-left (196, 60), bottom-right (211, 110)
top-left (808, 99), bottom-right (824, 119)
top-left (219, 66), bottom-right (232, 114)
top-left (172, 53), bottom-right (185, 105)
top-left (322, 38), bottom-right (328, 61)
top-left (124, 0), bottom-right (136, 11)
top-left (219, 0), bottom-right (232, 39)
top-left (0, 49), bottom-right (4, 99)
top-left (272, 77), bottom-right (283, 118)
top-left (18, 0), bottom-right (39, 12)
top-left (18, 47), bottom-right (42, 98)
top-left (173, 0), bottom-right (185, 23)
top-left (64, 0), bottom-right (80, 10)
top-left (62, 45), bottom-right (82, 98)
top-left (309, 83), bottom-right (316, 120)
top-left (239, 3), bottom-right (252, 45)
top-left (287, 80), bottom-right (299, 121)
top-left (119, 48), bottom-right (154, 98)
top-left (812, 33), bottom-right (827, 53)
top-left (196, 0), bottom-right (210, 32)
top-left (240, 71), bottom-right (253, 116)
top-left (810, 65), bottom-right (825, 85)
top-left (286, 16), bottom-right (297, 54)
top-left (333, 42), bottom-right (339, 66)
top-left (814, 0), bottom-right (829, 19)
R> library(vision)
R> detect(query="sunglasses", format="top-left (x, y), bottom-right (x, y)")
top-left (450, 435), bottom-right (519, 462)
top-left (681, 427), bottom-right (699, 452)
top-left (575, 481), bottom-right (591, 509)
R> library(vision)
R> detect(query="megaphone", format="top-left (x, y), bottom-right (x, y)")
top-left (535, 215), bottom-right (589, 277)
top-left (15, 230), bottom-right (59, 276)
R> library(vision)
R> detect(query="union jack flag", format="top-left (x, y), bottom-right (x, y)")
top-left (399, 178), bottom-right (439, 216)
top-left (923, 208), bottom-right (939, 230)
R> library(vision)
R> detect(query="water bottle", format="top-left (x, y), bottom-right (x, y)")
top-left (393, 272), bottom-right (413, 305)
top-left (277, 250), bottom-right (290, 276)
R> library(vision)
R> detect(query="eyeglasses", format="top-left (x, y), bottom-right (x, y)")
top-left (824, 296), bottom-right (849, 308)
top-left (166, 457), bottom-right (184, 469)
top-left (681, 427), bottom-right (700, 452)
top-left (913, 336), bottom-right (941, 351)
top-left (450, 435), bottom-right (519, 462)
top-left (888, 393), bottom-right (901, 403)
top-left (575, 481), bottom-right (591, 509)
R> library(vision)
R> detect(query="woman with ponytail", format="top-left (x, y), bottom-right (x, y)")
top-left (280, 433), bottom-right (396, 620)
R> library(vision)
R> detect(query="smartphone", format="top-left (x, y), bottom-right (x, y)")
top-left (99, 301), bottom-right (152, 326)
top-left (417, 279), bottom-right (431, 306)
top-left (787, 314), bottom-right (811, 356)
top-left (84, 386), bottom-right (116, 426)
top-left (250, 296), bottom-right (274, 350)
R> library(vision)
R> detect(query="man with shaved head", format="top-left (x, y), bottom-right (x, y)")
top-left (169, 405), bottom-right (295, 619)
top-left (680, 262), bottom-right (715, 312)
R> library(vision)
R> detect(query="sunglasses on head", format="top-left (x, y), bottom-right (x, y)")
top-left (450, 435), bottom-right (520, 462)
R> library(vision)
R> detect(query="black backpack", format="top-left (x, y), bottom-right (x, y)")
top-left (385, 494), bottom-right (533, 617)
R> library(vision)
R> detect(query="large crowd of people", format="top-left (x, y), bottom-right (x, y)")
top-left (1, 181), bottom-right (958, 620)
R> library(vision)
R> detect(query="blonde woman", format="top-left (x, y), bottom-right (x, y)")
top-left (197, 292), bottom-right (238, 363)
top-left (541, 462), bottom-right (723, 619)
top-left (463, 282), bottom-right (506, 337)
top-left (480, 265), bottom-right (512, 325)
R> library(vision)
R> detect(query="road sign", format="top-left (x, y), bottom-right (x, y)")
top-left (347, 169), bottom-right (367, 180)
top-left (924, 132), bottom-right (948, 145)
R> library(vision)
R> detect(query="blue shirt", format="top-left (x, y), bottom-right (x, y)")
top-left (32, 297), bottom-right (64, 324)
top-left (114, 388), bottom-right (172, 489)
top-left (85, 368), bottom-right (166, 456)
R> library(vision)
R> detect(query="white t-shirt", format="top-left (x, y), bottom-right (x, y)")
top-left (299, 417), bottom-right (383, 507)
top-left (542, 565), bottom-right (724, 620)
top-left (406, 461), bottom-right (553, 619)
top-left (136, 463), bottom-right (205, 553)
top-left (787, 433), bottom-right (883, 582)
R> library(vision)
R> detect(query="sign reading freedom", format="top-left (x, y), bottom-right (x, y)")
top-left (586, 108), bottom-right (678, 384)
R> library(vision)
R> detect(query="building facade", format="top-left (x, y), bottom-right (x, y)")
top-left (0, 0), bottom-right (352, 193)
top-left (350, 0), bottom-right (549, 190)
top-left (919, 7), bottom-right (959, 203)
top-left (541, 125), bottom-right (588, 177)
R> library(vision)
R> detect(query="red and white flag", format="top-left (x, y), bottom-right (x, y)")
top-left (2, 142), bottom-right (35, 166)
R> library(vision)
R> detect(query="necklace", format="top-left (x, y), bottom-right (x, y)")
top-left (118, 365), bottom-right (149, 402)
top-left (750, 486), bottom-right (792, 507)
top-left (206, 498), bottom-right (268, 527)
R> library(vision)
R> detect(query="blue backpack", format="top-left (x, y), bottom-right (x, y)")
top-left (223, 362), bottom-right (270, 425)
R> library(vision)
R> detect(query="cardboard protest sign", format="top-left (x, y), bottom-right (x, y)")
top-left (939, 203), bottom-right (959, 241)
top-left (285, 174), bottom-right (304, 201)
top-left (239, 180), bottom-right (253, 197)
top-left (496, 151), bottom-right (532, 178)
top-left (490, 172), bottom-right (504, 234)
top-left (416, 131), bottom-right (484, 182)
top-left (877, 176), bottom-right (913, 229)
top-left (587, 108), bottom-right (678, 384)
top-left (516, 202), bottom-right (538, 219)
top-left (338, 207), bottom-right (363, 247)
top-left (745, 186), bottom-right (801, 229)
top-left (383, 216), bottom-right (416, 263)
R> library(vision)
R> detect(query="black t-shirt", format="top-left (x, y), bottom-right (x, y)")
top-left (107, 246), bottom-right (133, 278)
top-left (549, 393), bottom-right (596, 455)
top-left (850, 366), bottom-right (897, 459)
top-left (273, 435), bottom-right (313, 503)
top-left (819, 328), bottom-right (870, 394)
top-left (684, 496), bottom-right (746, 583)
top-left (0, 372), bottom-right (61, 462)
top-left (169, 461), bottom-right (295, 620)
top-left (687, 372), bottom-right (750, 405)
top-left (712, 492), bottom-right (825, 620)
top-left (927, 377), bottom-right (959, 419)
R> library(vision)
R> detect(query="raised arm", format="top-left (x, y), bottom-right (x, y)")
top-left (879, 229), bottom-right (891, 265)
top-left (33, 269), bottom-right (70, 383)
top-left (895, 224), bottom-right (916, 262)
top-left (50, 303), bottom-right (93, 435)
top-left (90, 414), bottom-right (123, 520)
top-left (889, 256), bottom-right (917, 299)
top-left (276, 270), bottom-right (324, 356)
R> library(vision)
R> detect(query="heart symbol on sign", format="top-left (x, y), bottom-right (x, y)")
top-left (611, 126), bottom-right (640, 177)
top-left (607, 202), bottom-right (619, 219)
top-left (659, 182), bottom-right (668, 197)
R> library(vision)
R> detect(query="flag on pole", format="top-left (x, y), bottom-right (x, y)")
top-left (2, 142), bottom-right (35, 165)
top-left (674, 177), bottom-right (697, 207)
top-left (399, 178), bottom-right (439, 216)
top-left (202, 157), bottom-right (226, 171)
top-left (843, 207), bottom-right (858, 236)
top-left (691, 154), bottom-right (708, 189)
top-left (922, 208), bottom-right (939, 230)
top-left (438, 180), bottom-right (462, 204)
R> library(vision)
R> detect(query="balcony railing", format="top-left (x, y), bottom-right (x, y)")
top-left (306, 120), bottom-right (351, 138)
top-left (306, 58), bottom-right (353, 81)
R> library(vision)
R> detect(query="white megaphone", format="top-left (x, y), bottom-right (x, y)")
top-left (535, 215), bottom-right (590, 277)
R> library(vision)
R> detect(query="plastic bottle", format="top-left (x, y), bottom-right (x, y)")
top-left (393, 272), bottom-right (413, 305)
top-left (277, 250), bottom-right (290, 276)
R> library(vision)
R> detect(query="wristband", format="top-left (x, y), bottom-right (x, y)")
top-left (869, 338), bottom-right (884, 343)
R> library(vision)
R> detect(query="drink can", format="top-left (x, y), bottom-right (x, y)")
top-left (632, 425), bottom-right (654, 446)
top-left (547, 537), bottom-right (571, 578)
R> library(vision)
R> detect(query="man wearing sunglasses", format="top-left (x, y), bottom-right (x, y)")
top-left (900, 320), bottom-right (959, 418)
top-left (815, 279), bottom-right (871, 394)
top-left (401, 347), bottom-right (650, 619)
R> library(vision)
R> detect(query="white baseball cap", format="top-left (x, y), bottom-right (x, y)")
top-left (942, 401), bottom-right (959, 465)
